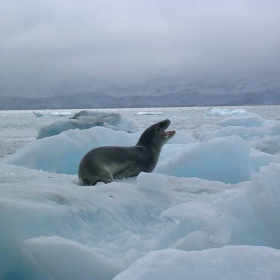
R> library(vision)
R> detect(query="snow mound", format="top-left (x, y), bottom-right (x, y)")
top-left (137, 172), bottom-right (168, 191)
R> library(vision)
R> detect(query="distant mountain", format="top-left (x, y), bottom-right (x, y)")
top-left (1, 88), bottom-right (280, 110)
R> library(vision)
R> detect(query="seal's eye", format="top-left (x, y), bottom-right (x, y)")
top-left (156, 126), bottom-right (161, 133)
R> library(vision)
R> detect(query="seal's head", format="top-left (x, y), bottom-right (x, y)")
top-left (137, 119), bottom-right (176, 149)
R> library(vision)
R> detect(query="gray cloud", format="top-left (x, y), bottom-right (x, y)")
top-left (1, 0), bottom-right (280, 96)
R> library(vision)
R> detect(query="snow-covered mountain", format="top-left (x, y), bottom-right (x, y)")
top-left (1, 75), bottom-right (280, 109)
top-left (1, 89), bottom-right (280, 110)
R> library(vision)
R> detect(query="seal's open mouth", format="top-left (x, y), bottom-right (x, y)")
top-left (159, 119), bottom-right (176, 139)
top-left (162, 130), bottom-right (176, 138)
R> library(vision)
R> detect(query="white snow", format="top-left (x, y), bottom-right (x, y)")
top-left (1, 110), bottom-right (280, 279)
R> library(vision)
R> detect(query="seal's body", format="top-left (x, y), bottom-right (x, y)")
top-left (78, 119), bottom-right (175, 185)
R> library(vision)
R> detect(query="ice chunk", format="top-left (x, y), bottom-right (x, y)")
top-left (37, 111), bottom-right (132, 139)
top-left (155, 136), bottom-right (252, 184)
top-left (205, 107), bottom-right (247, 116)
top-left (6, 127), bottom-right (134, 174)
top-left (33, 111), bottom-right (74, 118)
top-left (198, 126), bottom-right (261, 142)
top-left (218, 113), bottom-right (264, 127)
top-left (50, 111), bottom-right (73, 116)
top-left (134, 111), bottom-right (163, 115)
top-left (161, 202), bottom-right (219, 243)
top-left (250, 148), bottom-right (280, 173)
top-left (172, 230), bottom-right (210, 251)
top-left (113, 246), bottom-right (280, 280)
top-left (25, 236), bottom-right (122, 280)
top-left (162, 202), bottom-right (218, 225)
top-left (137, 172), bottom-right (168, 191)
top-left (33, 111), bottom-right (44, 117)
top-left (247, 163), bottom-right (280, 248)
top-left (252, 135), bottom-right (280, 155)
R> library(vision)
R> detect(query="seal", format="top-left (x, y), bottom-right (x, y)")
top-left (78, 119), bottom-right (176, 185)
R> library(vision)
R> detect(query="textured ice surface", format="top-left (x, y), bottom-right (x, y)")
top-left (1, 162), bottom-right (280, 279)
top-left (2, 110), bottom-right (280, 279)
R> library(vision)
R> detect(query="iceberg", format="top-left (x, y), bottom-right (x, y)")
top-left (33, 111), bottom-right (44, 117)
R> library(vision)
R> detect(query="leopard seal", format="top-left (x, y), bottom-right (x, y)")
top-left (78, 119), bottom-right (175, 185)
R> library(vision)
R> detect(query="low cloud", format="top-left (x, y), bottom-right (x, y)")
top-left (1, 0), bottom-right (280, 96)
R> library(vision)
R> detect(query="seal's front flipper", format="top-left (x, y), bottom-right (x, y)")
top-left (83, 170), bottom-right (113, 186)
top-left (114, 165), bottom-right (142, 179)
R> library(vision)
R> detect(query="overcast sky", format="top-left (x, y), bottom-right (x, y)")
top-left (1, 0), bottom-right (280, 96)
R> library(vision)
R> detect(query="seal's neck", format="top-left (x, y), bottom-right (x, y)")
top-left (136, 130), bottom-right (150, 147)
